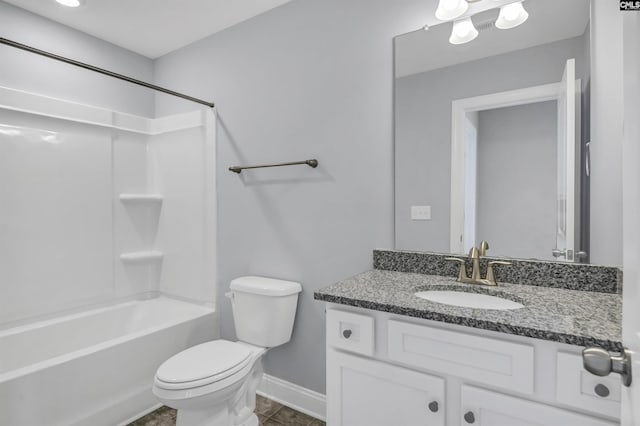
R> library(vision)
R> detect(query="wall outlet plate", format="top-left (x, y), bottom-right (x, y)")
top-left (411, 205), bottom-right (431, 220)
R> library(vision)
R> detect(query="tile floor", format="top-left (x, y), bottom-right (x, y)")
top-left (129, 395), bottom-right (325, 426)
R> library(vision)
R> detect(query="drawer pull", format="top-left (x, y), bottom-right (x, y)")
top-left (428, 401), bottom-right (439, 413)
top-left (464, 411), bottom-right (476, 424)
top-left (342, 329), bottom-right (352, 339)
top-left (594, 383), bottom-right (610, 397)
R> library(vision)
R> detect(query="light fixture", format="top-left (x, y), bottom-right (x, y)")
top-left (495, 1), bottom-right (529, 29)
top-left (435, 0), bottom-right (469, 21)
top-left (55, 0), bottom-right (84, 7)
top-left (449, 17), bottom-right (479, 45)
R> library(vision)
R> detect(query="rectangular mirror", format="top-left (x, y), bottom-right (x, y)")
top-left (394, 0), bottom-right (604, 263)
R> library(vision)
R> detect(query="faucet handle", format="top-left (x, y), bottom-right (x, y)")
top-left (485, 261), bottom-right (512, 286)
top-left (479, 241), bottom-right (490, 257)
top-left (445, 257), bottom-right (469, 282)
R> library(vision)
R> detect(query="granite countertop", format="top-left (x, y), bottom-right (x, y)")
top-left (314, 269), bottom-right (623, 351)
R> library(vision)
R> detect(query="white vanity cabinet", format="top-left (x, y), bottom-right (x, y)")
top-left (325, 306), bottom-right (620, 426)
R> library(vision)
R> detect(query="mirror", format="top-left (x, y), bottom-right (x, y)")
top-left (394, 0), bottom-right (595, 262)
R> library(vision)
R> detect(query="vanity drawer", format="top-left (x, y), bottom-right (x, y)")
top-left (556, 352), bottom-right (621, 419)
top-left (461, 385), bottom-right (618, 426)
top-left (387, 319), bottom-right (534, 394)
top-left (326, 309), bottom-right (375, 356)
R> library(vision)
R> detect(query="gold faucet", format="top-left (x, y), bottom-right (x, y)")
top-left (445, 241), bottom-right (511, 286)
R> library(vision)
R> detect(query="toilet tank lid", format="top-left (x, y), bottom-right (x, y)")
top-left (230, 276), bottom-right (302, 296)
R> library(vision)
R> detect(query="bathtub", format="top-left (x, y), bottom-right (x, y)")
top-left (0, 296), bottom-right (216, 426)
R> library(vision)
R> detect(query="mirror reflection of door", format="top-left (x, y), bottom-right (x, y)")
top-left (462, 101), bottom-right (557, 259)
top-left (555, 58), bottom-right (580, 262)
top-left (455, 59), bottom-right (581, 261)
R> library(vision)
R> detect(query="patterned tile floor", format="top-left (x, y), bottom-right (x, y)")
top-left (129, 395), bottom-right (325, 426)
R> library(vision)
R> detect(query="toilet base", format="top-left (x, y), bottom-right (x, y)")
top-left (174, 403), bottom-right (260, 426)
top-left (166, 350), bottom-right (265, 426)
top-left (240, 413), bottom-right (259, 426)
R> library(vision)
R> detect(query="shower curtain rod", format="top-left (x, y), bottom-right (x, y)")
top-left (0, 37), bottom-right (215, 108)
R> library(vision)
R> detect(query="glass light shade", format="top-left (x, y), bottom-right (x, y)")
top-left (435, 0), bottom-right (469, 21)
top-left (495, 1), bottom-right (529, 29)
top-left (55, 0), bottom-right (84, 7)
top-left (449, 18), bottom-right (479, 45)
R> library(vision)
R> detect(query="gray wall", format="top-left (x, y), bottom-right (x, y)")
top-left (0, 1), bottom-right (154, 116)
top-left (476, 102), bottom-right (557, 260)
top-left (153, 0), bottom-right (434, 393)
top-left (395, 34), bottom-right (587, 253)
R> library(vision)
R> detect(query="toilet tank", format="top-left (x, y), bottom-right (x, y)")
top-left (228, 276), bottom-right (302, 348)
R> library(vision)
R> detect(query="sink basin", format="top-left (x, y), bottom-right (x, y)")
top-left (415, 290), bottom-right (524, 310)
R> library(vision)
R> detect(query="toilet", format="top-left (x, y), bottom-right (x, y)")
top-left (152, 276), bottom-right (302, 426)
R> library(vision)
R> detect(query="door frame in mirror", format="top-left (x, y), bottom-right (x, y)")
top-left (449, 82), bottom-right (561, 253)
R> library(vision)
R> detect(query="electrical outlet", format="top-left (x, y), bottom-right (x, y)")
top-left (411, 205), bottom-right (431, 220)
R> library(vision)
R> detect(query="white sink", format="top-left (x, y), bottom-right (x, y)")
top-left (415, 290), bottom-right (524, 310)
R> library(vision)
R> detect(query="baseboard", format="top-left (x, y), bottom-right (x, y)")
top-left (257, 374), bottom-right (326, 421)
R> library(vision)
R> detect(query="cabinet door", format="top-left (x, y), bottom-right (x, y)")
top-left (327, 349), bottom-right (445, 426)
top-left (460, 385), bottom-right (617, 426)
top-left (556, 352), bottom-right (621, 419)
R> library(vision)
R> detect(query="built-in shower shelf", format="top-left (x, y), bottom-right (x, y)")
top-left (119, 194), bottom-right (164, 203)
top-left (120, 251), bottom-right (164, 263)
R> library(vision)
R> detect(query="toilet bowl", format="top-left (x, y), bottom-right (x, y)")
top-left (152, 276), bottom-right (302, 426)
top-left (153, 340), bottom-right (266, 426)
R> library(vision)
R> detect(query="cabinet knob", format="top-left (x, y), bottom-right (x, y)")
top-left (464, 411), bottom-right (476, 424)
top-left (342, 329), bottom-right (352, 339)
top-left (594, 383), bottom-right (610, 398)
top-left (428, 401), bottom-right (439, 413)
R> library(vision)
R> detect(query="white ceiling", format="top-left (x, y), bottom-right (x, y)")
top-left (3, 0), bottom-right (294, 58)
top-left (396, 0), bottom-right (590, 78)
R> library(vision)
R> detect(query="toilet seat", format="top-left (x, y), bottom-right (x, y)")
top-left (154, 340), bottom-right (257, 391)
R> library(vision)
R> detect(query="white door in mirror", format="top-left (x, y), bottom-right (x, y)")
top-left (555, 57), bottom-right (578, 261)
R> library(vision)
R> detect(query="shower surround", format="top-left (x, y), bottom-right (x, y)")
top-left (0, 87), bottom-right (218, 425)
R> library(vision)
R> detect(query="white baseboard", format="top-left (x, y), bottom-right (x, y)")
top-left (257, 374), bottom-right (326, 421)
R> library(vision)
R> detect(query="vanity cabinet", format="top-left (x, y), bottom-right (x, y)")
top-left (325, 307), bottom-right (620, 426)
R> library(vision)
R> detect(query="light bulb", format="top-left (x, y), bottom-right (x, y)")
top-left (495, 1), bottom-right (529, 29)
top-left (435, 0), bottom-right (469, 21)
top-left (55, 0), bottom-right (84, 7)
top-left (449, 17), bottom-right (479, 45)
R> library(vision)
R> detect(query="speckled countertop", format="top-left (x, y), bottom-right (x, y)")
top-left (314, 269), bottom-right (623, 351)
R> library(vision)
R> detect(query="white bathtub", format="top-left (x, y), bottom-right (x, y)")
top-left (0, 296), bottom-right (216, 426)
